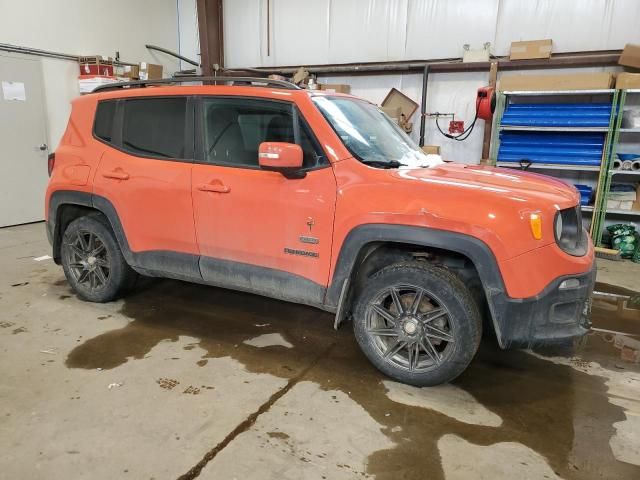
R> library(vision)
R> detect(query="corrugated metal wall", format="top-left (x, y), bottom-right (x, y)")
top-left (223, 0), bottom-right (640, 68)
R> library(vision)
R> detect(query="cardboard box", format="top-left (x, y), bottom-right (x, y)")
top-left (381, 106), bottom-right (402, 123)
top-left (619, 44), bottom-right (640, 69)
top-left (616, 72), bottom-right (640, 89)
top-left (115, 64), bottom-right (140, 80)
top-left (320, 84), bottom-right (350, 94)
top-left (421, 145), bottom-right (441, 155)
top-left (499, 72), bottom-right (614, 91)
top-left (78, 55), bottom-right (114, 77)
top-left (510, 39), bottom-right (552, 60)
top-left (292, 67), bottom-right (310, 85)
top-left (607, 200), bottom-right (634, 211)
top-left (139, 62), bottom-right (163, 80)
top-left (381, 88), bottom-right (419, 120)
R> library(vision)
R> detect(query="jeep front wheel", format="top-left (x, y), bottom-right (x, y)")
top-left (353, 262), bottom-right (481, 386)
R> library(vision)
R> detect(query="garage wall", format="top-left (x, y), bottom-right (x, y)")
top-left (0, 0), bottom-right (184, 150)
top-left (224, 0), bottom-right (640, 67)
top-left (178, 0), bottom-right (201, 71)
top-left (222, 0), bottom-right (640, 163)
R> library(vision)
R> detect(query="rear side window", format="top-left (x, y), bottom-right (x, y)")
top-left (94, 101), bottom-right (116, 142)
top-left (122, 98), bottom-right (187, 159)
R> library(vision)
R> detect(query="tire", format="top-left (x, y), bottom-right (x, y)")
top-left (353, 262), bottom-right (482, 386)
top-left (60, 215), bottom-right (137, 303)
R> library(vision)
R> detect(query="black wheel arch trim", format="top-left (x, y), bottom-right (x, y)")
top-left (48, 190), bottom-right (94, 263)
top-left (48, 190), bottom-right (135, 265)
top-left (47, 190), bottom-right (325, 308)
top-left (326, 224), bottom-right (509, 346)
top-left (48, 190), bottom-right (201, 279)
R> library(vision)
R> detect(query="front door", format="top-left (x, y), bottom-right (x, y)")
top-left (0, 53), bottom-right (49, 227)
top-left (191, 96), bottom-right (336, 305)
top-left (92, 96), bottom-right (199, 276)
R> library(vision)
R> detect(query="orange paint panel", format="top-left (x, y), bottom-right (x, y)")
top-left (47, 85), bottom-right (595, 303)
top-left (61, 163), bottom-right (91, 186)
top-left (93, 149), bottom-right (198, 255)
top-left (501, 239), bottom-right (594, 298)
top-left (327, 158), bottom-right (592, 299)
top-left (192, 163), bottom-right (337, 285)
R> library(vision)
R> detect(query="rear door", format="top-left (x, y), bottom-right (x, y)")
top-left (92, 96), bottom-right (199, 277)
top-left (191, 96), bottom-right (337, 305)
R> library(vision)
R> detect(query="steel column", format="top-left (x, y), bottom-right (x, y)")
top-left (197, 0), bottom-right (224, 75)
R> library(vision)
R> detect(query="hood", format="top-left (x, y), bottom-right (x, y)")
top-left (392, 163), bottom-right (580, 208)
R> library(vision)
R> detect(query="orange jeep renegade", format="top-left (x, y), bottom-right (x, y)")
top-left (45, 77), bottom-right (595, 386)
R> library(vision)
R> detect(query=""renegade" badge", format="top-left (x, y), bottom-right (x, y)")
top-left (284, 247), bottom-right (319, 258)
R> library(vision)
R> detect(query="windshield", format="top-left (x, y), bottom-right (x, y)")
top-left (312, 95), bottom-right (442, 168)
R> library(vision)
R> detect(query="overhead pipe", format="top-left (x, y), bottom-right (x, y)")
top-left (419, 64), bottom-right (429, 147)
top-left (0, 42), bottom-right (137, 65)
top-left (248, 50), bottom-right (621, 76)
top-left (145, 44), bottom-right (200, 67)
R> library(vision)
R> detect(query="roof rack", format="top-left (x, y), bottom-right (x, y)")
top-left (92, 76), bottom-right (301, 93)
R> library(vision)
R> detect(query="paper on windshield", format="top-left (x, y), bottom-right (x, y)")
top-left (400, 153), bottom-right (444, 169)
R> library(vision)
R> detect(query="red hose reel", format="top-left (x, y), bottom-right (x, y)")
top-left (476, 86), bottom-right (496, 121)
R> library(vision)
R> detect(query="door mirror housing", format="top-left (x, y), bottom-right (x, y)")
top-left (258, 142), bottom-right (305, 178)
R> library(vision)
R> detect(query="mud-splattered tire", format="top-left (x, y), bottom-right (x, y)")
top-left (353, 262), bottom-right (482, 386)
top-left (61, 215), bottom-right (137, 303)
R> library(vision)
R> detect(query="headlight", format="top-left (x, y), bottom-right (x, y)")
top-left (554, 212), bottom-right (563, 240)
top-left (554, 206), bottom-right (586, 256)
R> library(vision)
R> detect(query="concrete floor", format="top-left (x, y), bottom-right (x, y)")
top-left (1, 222), bottom-right (640, 480)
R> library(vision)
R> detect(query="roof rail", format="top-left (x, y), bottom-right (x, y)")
top-left (91, 76), bottom-right (301, 93)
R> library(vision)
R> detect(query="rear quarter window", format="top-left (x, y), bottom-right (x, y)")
top-left (94, 100), bottom-right (116, 142)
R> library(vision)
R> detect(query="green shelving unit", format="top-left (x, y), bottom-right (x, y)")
top-left (489, 89), bottom-right (619, 245)
top-left (595, 88), bottom-right (640, 246)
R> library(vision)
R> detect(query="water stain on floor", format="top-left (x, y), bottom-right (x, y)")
top-left (64, 279), bottom-right (640, 480)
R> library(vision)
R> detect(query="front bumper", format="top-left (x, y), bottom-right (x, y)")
top-left (490, 262), bottom-right (596, 349)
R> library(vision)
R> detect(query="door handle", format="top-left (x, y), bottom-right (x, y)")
top-left (197, 182), bottom-right (230, 193)
top-left (102, 170), bottom-right (130, 180)
top-left (39, 143), bottom-right (48, 151)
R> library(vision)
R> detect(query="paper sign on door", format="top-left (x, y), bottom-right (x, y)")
top-left (1, 81), bottom-right (26, 101)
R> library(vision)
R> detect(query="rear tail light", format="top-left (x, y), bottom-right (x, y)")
top-left (47, 153), bottom-right (55, 176)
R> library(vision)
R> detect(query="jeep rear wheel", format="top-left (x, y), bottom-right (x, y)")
top-left (61, 216), bottom-right (137, 303)
top-left (353, 262), bottom-right (481, 386)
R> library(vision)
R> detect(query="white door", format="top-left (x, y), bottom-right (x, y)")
top-left (0, 53), bottom-right (49, 227)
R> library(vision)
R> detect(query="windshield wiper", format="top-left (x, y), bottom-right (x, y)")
top-left (361, 159), bottom-right (407, 169)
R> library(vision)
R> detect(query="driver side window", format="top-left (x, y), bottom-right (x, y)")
top-left (201, 97), bottom-right (323, 168)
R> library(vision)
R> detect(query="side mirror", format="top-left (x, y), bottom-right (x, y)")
top-left (258, 142), bottom-right (305, 178)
